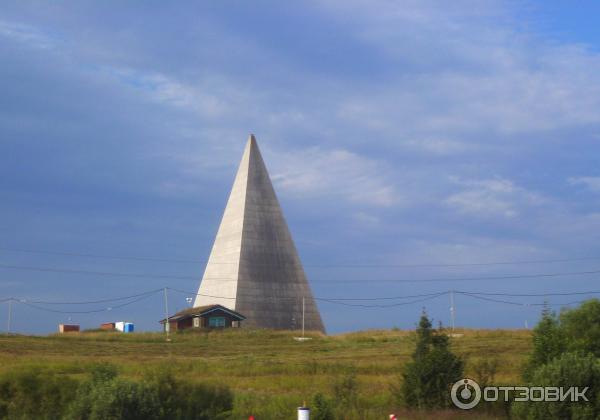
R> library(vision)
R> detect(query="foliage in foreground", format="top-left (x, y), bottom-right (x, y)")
top-left (513, 299), bottom-right (600, 420)
top-left (513, 352), bottom-right (600, 420)
top-left (525, 299), bottom-right (600, 379)
top-left (0, 363), bottom-right (232, 420)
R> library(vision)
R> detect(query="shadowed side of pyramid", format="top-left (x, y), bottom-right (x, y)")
top-left (195, 135), bottom-right (325, 333)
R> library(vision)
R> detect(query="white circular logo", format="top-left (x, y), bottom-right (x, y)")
top-left (451, 378), bottom-right (481, 410)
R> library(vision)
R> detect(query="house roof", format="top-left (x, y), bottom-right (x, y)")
top-left (159, 304), bottom-right (246, 323)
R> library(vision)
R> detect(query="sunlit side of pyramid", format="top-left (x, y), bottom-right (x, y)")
top-left (194, 135), bottom-right (325, 332)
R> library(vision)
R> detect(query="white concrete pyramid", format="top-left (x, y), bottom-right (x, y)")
top-left (194, 135), bottom-right (325, 332)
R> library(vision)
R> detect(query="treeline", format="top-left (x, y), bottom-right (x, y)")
top-left (0, 364), bottom-right (232, 420)
top-left (391, 299), bottom-right (600, 420)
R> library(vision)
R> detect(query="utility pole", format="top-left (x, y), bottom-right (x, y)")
top-left (7, 299), bottom-right (12, 334)
top-left (302, 297), bottom-right (305, 338)
top-left (163, 288), bottom-right (170, 341)
top-left (450, 290), bottom-right (456, 332)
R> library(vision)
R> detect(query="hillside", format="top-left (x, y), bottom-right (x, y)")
top-left (0, 328), bottom-right (532, 419)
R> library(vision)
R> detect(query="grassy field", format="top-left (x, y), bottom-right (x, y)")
top-left (0, 328), bottom-right (532, 419)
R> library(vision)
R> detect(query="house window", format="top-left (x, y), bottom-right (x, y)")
top-left (193, 317), bottom-right (200, 328)
top-left (208, 316), bottom-right (226, 327)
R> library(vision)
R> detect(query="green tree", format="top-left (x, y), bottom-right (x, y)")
top-left (524, 305), bottom-right (566, 380)
top-left (561, 299), bottom-right (600, 357)
top-left (399, 311), bottom-right (464, 409)
top-left (513, 352), bottom-right (600, 420)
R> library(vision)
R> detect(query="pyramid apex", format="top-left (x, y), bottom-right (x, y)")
top-left (247, 133), bottom-right (257, 145)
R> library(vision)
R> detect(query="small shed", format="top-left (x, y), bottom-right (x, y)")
top-left (100, 322), bottom-right (115, 331)
top-left (160, 304), bottom-right (245, 332)
top-left (58, 324), bottom-right (80, 333)
top-left (115, 322), bottom-right (134, 333)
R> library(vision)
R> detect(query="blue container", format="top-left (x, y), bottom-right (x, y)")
top-left (124, 323), bottom-right (134, 333)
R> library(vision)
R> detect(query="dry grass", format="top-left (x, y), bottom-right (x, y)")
top-left (0, 328), bottom-right (532, 419)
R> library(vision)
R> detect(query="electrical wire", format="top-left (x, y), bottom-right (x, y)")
top-left (3, 287), bottom-right (600, 308)
top-left (2, 246), bottom-right (600, 268)
top-left (3, 263), bottom-right (600, 283)
top-left (316, 292), bottom-right (449, 308)
top-left (457, 292), bottom-right (586, 307)
top-left (19, 290), bottom-right (161, 314)
top-left (458, 290), bottom-right (600, 297)
top-left (0, 263), bottom-right (198, 280)
top-left (168, 287), bottom-right (448, 302)
top-left (23, 288), bottom-right (164, 305)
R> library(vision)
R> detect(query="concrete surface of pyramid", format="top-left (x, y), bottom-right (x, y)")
top-left (194, 135), bottom-right (325, 332)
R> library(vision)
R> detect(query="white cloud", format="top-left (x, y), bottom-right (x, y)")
top-left (269, 147), bottom-right (399, 207)
top-left (445, 178), bottom-right (543, 218)
top-left (0, 20), bottom-right (56, 49)
top-left (103, 68), bottom-right (236, 119)
top-left (352, 211), bottom-right (380, 227)
top-left (568, 176), bottom-right (600, 193)
top-left (403, 138), bottom-right (473, 155)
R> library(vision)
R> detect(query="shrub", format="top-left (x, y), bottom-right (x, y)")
top-left (0, 367), bottom-right (78, 420)
top-left (0, 363), bottom-right (234, 420)
top-left (65, 366), bottom-right (161, 420)
top-left (332, 371), bottom-right (358, 409)
top-left (144, 368), bottom-right (233, 420)
top-left (513, 352), bottom-right (600, 420)
top-left (311, 393), bottom-right (334, 420)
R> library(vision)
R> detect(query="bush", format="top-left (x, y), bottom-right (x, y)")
top-left (311, 393), bottom-right (334, 420)
top-left (145, 369), bottom-right (233, 420)
top-left (332, 371), bottom-right (358, 409)
top-left (66, 376), bottom-right (161, 420)
top-left (399, 312), bottom-right (463, 409)
top-left (0, 363), bottom-right (233, 420)
top-left (0, 367), bottom-right (78, 420)
top-left (513, 352), bottom-right (600, 420)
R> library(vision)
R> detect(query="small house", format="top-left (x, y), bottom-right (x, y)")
top-left (58, 324), bottom-right (80, 333)
top-left (100, 322), bottom-right (115, 330)
top-left (160, 304), bottom-right (245, 332)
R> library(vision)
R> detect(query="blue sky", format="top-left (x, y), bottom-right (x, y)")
top-left (1, 1), bottom-right (600, 334)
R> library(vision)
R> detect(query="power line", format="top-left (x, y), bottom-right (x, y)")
top-left (460, 290), bottom-right (600, 297)
top-left (316, 292), bottom-right (448, 308)
top-left (19, 290), bottom-right (161, 314)
top-left (2, 246), bottom-right (600, 268)
top-left (0, 263), bottom-right (198, 280)
top-left (313, 291), bottom-right (449, 301)
top-left (0, 247), bottom-right (203, 264)
top-left (24, 288), bottom-right (163, 305)
top-left (4, 284), bottom-right (600, 312)
top-left (324, 270), bottom-right (600, 283)
top-left (3, 263), bottom-right (600, 283)
top-left (457, 292), bottom-right (585, 308)
top-left (167, 287), bottom-right (445, 301)
top-left (5, 288), bottom-right (600, 310)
